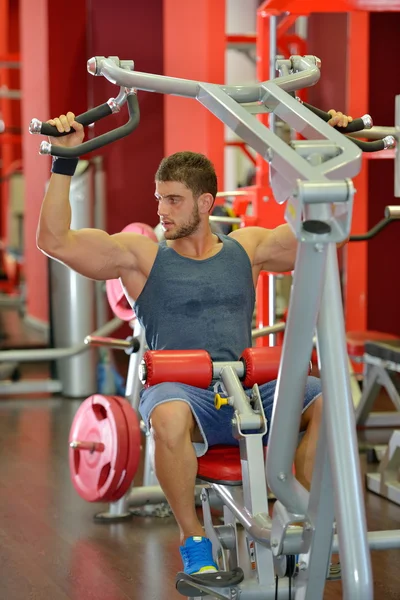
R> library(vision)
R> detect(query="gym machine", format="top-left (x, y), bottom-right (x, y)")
top-left (0, 156), bottom-right (113, 398)
top-left (345, 94), bottom-right (400, 429)
top-left (346, 204), bottom-right (400, 429)
top-left (0, 316), bottom-right (121, 397)
top-left (30, 54), bottom-right (400, 598)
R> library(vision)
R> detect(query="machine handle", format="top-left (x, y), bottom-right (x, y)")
top-left (29, 102), bottom-right (114, 137)
top-left (350, 218), bottom-right (392, 241)
top-left (299, 100), bottom-right (373, 134)
top-left (34, 93), bottom-right (140, 159)
top-left (297, 99), bottom-right (396, 151)
top-left (347, 135), bottom-right (395, 153)
top-left (350, 205), bottom-right (400, 241)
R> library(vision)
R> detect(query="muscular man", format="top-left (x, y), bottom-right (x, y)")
top-left (37, 108), bottom-right (351, 575)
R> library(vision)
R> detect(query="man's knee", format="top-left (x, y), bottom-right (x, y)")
top-left (150, 401), bottom-right (195, 449)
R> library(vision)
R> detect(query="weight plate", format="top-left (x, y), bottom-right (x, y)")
top-left (105, 222), bottom-right (157, 322)
top-left (69, 395), bottom-right (129, 502)
top-left (107, 396), bottom-right (142, 502)
top-left (105, 278), bottom-right (134, 322)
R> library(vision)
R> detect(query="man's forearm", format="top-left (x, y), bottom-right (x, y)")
top-left (36, 174), bottom-right (73, 250)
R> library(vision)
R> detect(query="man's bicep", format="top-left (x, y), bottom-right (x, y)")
top-left (48, 229), bottom-right (137, 280)
top-left (254, 225), bottom-right (297, 272)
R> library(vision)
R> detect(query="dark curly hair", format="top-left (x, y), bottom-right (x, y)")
top-left (155, 151), bottom-right (218, 201)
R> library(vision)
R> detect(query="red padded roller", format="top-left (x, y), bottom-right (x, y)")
top-left (106, 222), bottom-right (157, 322)
top-left (241, 346), bottom-right (281, 387)
top-left (346, 330), bottom-right (400, 358)
top-left (141, 350), bottom-right (213, 389)
top-left (197, 445), bottom-right (267, 484)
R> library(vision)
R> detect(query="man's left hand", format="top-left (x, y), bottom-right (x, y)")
top-left (327, 109), bottom-right (353, 128)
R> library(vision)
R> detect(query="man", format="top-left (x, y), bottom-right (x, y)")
top-left (37, 108), bottom-right (351, 575)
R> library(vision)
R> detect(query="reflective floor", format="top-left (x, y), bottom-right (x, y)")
top-left (0, 394), bottom-right (399, 600)
top-left (0, 309), bottom-right (399, 599)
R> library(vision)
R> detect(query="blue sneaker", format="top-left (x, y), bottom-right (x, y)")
top-left (179, 536), bottom-right (218, 575)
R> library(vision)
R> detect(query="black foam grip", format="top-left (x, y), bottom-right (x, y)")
top-left (40, 102), bottom-right (112, 137)
top-left (347, 138), bottom-right (387, 153)
top-left (350, 217), bottom-right (393, 241)
top-left (302, 101), bottom-right (367, 134)
top-left (49, 94), bottom-right (140, 158)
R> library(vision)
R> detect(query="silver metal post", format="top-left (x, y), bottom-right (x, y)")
top-left (252, 321), bottom-right (286, 340)
top-left (92, 156), bottom-right (107, 329)
top-left (125, 319), bottom-right (146, 411)
top-left (332, 530), bottom-right (400, 553)
top-left (281, 527), bottom-right (400, 555)
top-left (84, 335), bottom-right (135, 351)
top-left (212, 361), bottom-right (244, 379)
top-left (291, 409), bottom-right (335, 597)
top-left (209, 215), bottom-right (242, 225)
top-left (268, 273), bottom-right (277, 346)
top-left (109, 496), bottom-right (130, 517)
top-left (317, 244), bottom-right (373, 600)
top-left (0, 317), bottom-right (121, 362)
top-left (216, 190), bottom-right (249, 198)
top-left (239, 431), bottom-right (275, 586)
top-left (50, 163), bottom-right (96, 397)
top-left (266, 241), bottom-right (328, 516)
top-left (269, 15), bottom-right (277, 133)
top-left (265, 18), bottom-right (281, 350)
top-left (212, 484), bottom-right (271, 547)
top-left (220, 367), bottom-right (262, 429)
top-left (350, 125), bottom-right (395, 140)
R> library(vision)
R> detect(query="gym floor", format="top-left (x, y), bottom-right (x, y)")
top-left (0, 318), bottom-right (399, 599)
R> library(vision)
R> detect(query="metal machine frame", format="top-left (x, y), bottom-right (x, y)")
top-left (173, 359), bottom-right (400, 600)
top-left (32, 54), bottom-right (398, 598)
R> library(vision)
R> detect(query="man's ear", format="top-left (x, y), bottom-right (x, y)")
top-left (198, 193), bottom-right (214, 214)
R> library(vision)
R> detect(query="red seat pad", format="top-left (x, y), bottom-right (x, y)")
top-left (197, 445), bottom-right (267, 484)
top-left (346, 330), bottom-right (400, 357)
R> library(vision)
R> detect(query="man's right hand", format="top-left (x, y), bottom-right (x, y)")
top-left (47, 112), bottom-right (85, 147)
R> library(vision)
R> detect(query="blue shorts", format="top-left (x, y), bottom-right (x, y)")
top-left (139, 377), bottom-right (322, 457)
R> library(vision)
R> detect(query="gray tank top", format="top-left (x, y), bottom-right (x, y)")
top-left (133, 234), bottom-right (255, 362)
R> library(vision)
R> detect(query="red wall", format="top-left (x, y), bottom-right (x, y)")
top-left (163, 0), bottom-right (225, 189)
top-left (307, 13), bottom-right (348, 112)
top-left (87, 1), bottom-right (164, 234)
top-left (367, 11), bottom-right (400, 335)
top-left (20, 0), bottom-right (88, 324)
top-left (20, 0), bottom-right (164, 323)
top-left (20, 0), bottom-right (52, 325)
top-left (1, 0), bottom-right (22, 242)
top-left (307, 11), bottom-right (400, 335)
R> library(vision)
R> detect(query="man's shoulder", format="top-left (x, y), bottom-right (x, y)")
top-left (229, 226), bottom-right (271, 247)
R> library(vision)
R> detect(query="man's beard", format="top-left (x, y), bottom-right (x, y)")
top-left (165, 202), bottom-right (201, 240)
